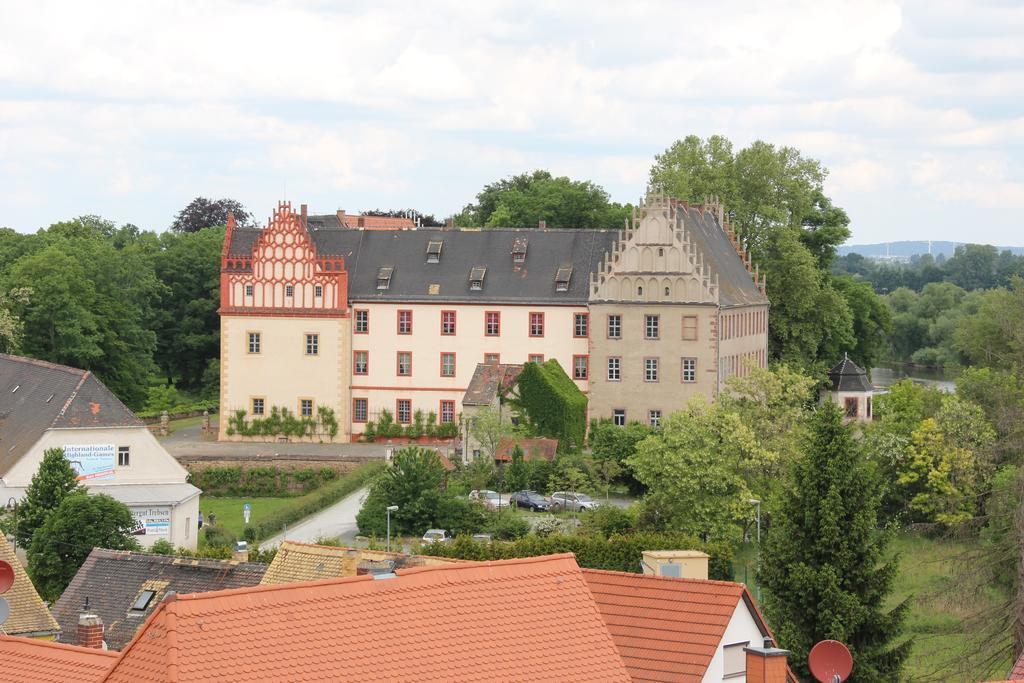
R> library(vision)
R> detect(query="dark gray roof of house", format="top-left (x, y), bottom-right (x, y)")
top-left (52, 548), bottom-right (267, 650)
top-left (678, 204), bottom-right (767, 307)
top-left (226, 206), bottom-right (767, 307)
top-left (0, 355), bottom-right (143, 475)
top-left (827, 355), bottom-right (872, 392)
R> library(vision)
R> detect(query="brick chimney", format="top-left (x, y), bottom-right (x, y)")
top-left (77, 612), bottom-right (105, 649)
top-left (745, 637), bottom-right (790, 683)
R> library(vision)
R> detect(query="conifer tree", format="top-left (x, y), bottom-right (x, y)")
top-left (15, 448), bottom-right (83, 547)
top-left (758, 402), bottom-right (910, 681)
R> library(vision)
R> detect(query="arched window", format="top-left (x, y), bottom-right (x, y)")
top-left (637, 285), bottom-right (643, 296)
top-left (664, 286), bottom-right (670, 296)
top-left (658, 248), bottom-right (664, 257)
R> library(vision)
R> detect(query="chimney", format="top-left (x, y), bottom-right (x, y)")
top-left (538, 219), bottom-right (546, 229)
top-left (445, 217), bottom-right (454, 229)
top-left (336, 209), bottom-right (347, 226)
top-left (745, 637), bottom-right (790, 683)
top-left (78, 612), bottom-right (105, 649)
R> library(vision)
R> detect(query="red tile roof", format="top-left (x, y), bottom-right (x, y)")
top-left (0, 635), bottom-right (117, 683)
top-left (582, 569), bottom-right (787, 682)
top-left (104, 554), bottom-right (631, 682)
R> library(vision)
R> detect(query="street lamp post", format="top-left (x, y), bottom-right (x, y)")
top-left (5, 498), bottom-right (17, 552)
top-left (386, 505), bottom-right (399, 552)
top-left (748, 499), bottom-right (761, 544)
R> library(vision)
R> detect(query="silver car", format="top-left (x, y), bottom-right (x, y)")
top-left (548, 491), bottom-right (600, 513)
top-left (468, 489), bottom-right (508, 510)
top-left (422, 529), bottom-right (451, 544)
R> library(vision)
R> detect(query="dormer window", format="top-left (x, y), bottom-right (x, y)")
top-left (512, 237), bottom-right (528, 264)
top-left (555, 266), bottom-right (573, 292)
top-left (376, 266), bottom-right (394, 290)
top-left (426, 240), bottom-right (443, 263)
top-left (469, 266), bottom-right (487, 291)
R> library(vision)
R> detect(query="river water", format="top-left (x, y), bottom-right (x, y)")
top-left (870, 364), bottom-right (957, 393)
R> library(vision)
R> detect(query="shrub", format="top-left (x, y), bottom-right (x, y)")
top-left (149, 539), bottom-right (175, 555)
top-left (187, 465), bottom-right (341, 497)
top-left (203, 525), bottom-right (237, 548)
top-left (579, 505), bottom-right (635, 538)
top-left (485, 513), bottom-right (531, 540)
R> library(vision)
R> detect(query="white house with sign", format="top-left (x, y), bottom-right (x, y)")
top-left (0, 354), bottom-right (200, 550)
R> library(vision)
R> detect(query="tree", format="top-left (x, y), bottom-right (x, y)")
top-left (171, 197), bottom-right (252, 233)
top-left (954, 277), bottom-right (1024, 370)
top-left (469, 406), bottom-right (513, 462)
top-left (0, 286), bottom-right (30, 353)
top-left (898, 418), bottom-right (977, 525)
top-left (28, 493), bottom-right (140, 601)
top-left (152, 226), bottom-right (224, 393)
top-left (356, 447), bottom-right (450, 537)
top-left (16, 448), bottom-right (83, 547)
top-left (502, 446), bottom-right (530, 493)
top-left (628, 400), bottom-right (754, 542)
top-left (588, 419), bottom-right (654, 495)
top-left (759, 402), bottom-right (910, 681)
top-left (454, 170), bottom-right (630, 230)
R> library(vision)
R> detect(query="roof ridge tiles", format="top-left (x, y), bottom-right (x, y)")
top-left (579, 567), bottom-right (746, 589)
top-left (0, 352), bottom-right (88, 377)
top-left (0, 634), bottom-right (119, 658)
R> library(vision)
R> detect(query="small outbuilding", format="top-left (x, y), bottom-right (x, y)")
top-left (822, 353), bottom-right (873, 422)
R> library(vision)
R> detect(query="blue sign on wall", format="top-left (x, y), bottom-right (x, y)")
top-left (63, 444), bottom-right (115, 481)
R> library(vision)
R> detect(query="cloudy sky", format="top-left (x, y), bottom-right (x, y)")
top-left (1, 0), bottom-right (1021, 245)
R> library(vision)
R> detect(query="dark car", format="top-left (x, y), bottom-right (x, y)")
top-left (509, 490), bottom-right (550, 512)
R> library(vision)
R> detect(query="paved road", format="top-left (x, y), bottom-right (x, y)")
top-left (260, 486), bottom-right (370, 548)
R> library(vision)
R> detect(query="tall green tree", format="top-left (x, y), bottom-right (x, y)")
top-left (171, 197), bottom-right (251, 233)
top-left (0, 286), bottom-right (30, 353)
top-left (356, 447), bottom-right (448, 537)
top-left (28, 493), bottom-right (140, 601)
top-left (15, 448), bottom-right (83, 547)
top-left (759, 402), bottom-right (910, 681)
top-left (455, 170), bottom-right (630, 229)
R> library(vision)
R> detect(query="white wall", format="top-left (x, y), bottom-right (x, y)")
top-left (702, 596), bottom-right (766, 683)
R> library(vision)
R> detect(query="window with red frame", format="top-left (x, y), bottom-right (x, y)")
top-left (396, 399), bottom-right (412, 424)
top-left (440, 400), bottom-right (455, 424)
top-left (574, 312), bottom-right (589, 338)
top-left (398, 310), bottom-right (413, 334)
top-left (355, 309), bottom-right (369, 333)
top-left (440, 352), bottom-right (456, 377)
top-left (397, 352), bottom-right (411, 376)
top-left (573, 355), bottom-right (589, 380)
top-left (484, 353), bottom-right (500, 364)
top-left (353, 350), bottom-right (368, 375)
top-left (528, 354), bottom-right (544, 363)
top-left (353, 398), bottom-right (368, 423)
top-left (529, 312), bottom-right (544, 337)
top-left (441, 310), bottom-right (456, 335)
top-left (485, 311), bottom-right (500, 336)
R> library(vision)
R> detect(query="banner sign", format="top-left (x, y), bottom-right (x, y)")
top-left (129, 507), bottom-right (171, 536)
top-left (63, 444), bottom-right (115, 481)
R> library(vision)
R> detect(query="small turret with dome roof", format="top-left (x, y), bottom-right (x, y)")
top-left (822, 353), bottom-right (874, 422)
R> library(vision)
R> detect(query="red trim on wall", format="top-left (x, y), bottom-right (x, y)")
top-left (219, 307), bottom-right (349, 318)
top-left (350, 385), bottom-right (468, 392)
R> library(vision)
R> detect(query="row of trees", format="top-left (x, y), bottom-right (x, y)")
top-left (834, 243), bottom-right (1024, 294)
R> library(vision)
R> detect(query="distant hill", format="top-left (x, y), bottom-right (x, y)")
top-left (839, 241), bottom-right (1024, 259)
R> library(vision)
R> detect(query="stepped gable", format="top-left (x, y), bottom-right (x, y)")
top-left (104, 554), bottom-right (631, 682)
top-left (0, 354), bottom-right (142, 473)
top-left (52, 548), bottom-right (267, 651)
top-left (827, 354), bottom-right (872, 392)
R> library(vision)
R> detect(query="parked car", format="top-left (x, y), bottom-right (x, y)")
top-left (548, 491), bottom-right (600, 513)
top-left (471, 533), bottom-right (493, 544)
top-left (422, 529), bottom-right (451, 544)
top-left (468, 489), bottom-right (508, 510)
top-left (509, 490), bottom-right (550, 512)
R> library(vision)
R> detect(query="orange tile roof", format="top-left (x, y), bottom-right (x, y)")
top-left (495, 436), bottom-right (558, 462)
top-left (583, 569), bottom-right (779, 682)
top-left (0, 635), bottom-right (117, 683)
top-left (260, 540), bottom-right (457, 584)
top-left (105, 554), bottom-right (631, 682)
top-left (0, 536), bottom-right (60, 637)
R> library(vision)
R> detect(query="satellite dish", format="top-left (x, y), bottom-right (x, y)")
top-left (0, 596), bottom-right (9, 626)
top-left (809, 640), bottom-right (853, 683)
top-left (0, 560), bottom-right (14, 594)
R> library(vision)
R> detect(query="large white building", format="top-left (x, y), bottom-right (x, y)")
top-left (218, 193), bottom-right (769, 442)
top-left (0, 354), bottom-right (200, 550)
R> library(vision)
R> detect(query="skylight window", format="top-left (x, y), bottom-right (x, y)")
top-left (511, 237), bottom-right (528, 264)
top-left (376, 266), bottom-right (394, 290)
top-left (426, 240), bottom-right (443, 263)
top-left (132, 590), bottom-right (156, 611)
top-left (555, 266), bottom-right (573, 292)
top-left (469, 266), bottom-right (487, 291)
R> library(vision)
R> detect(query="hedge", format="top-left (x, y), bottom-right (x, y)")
top-left (137, 400), bottom-right (218, 420)
top-left (245, 461), bottom-right (385, 541)
top-left (514, 359), bottom-right (587, 451)
top-left (427, 531), bottom-right (734, 580)
top-left (188, 466), bottom-right (339, 497)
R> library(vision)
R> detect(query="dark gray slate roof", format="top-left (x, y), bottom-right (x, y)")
top-left (53, 548), bottom-right (267, 650)
top-left (226, 206), bottom-right (766, 306)
top-left (678, 204), bottom-right (767, 307)
top-left (827, 355), bottom-right (872, 392)
top-left (0, 354), bottom-right (143, 474)
top-left (231, 226), bottom-right (619, 305)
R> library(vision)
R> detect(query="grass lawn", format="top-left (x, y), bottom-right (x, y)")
top-left (199, 497), bottom-right (296, 539)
